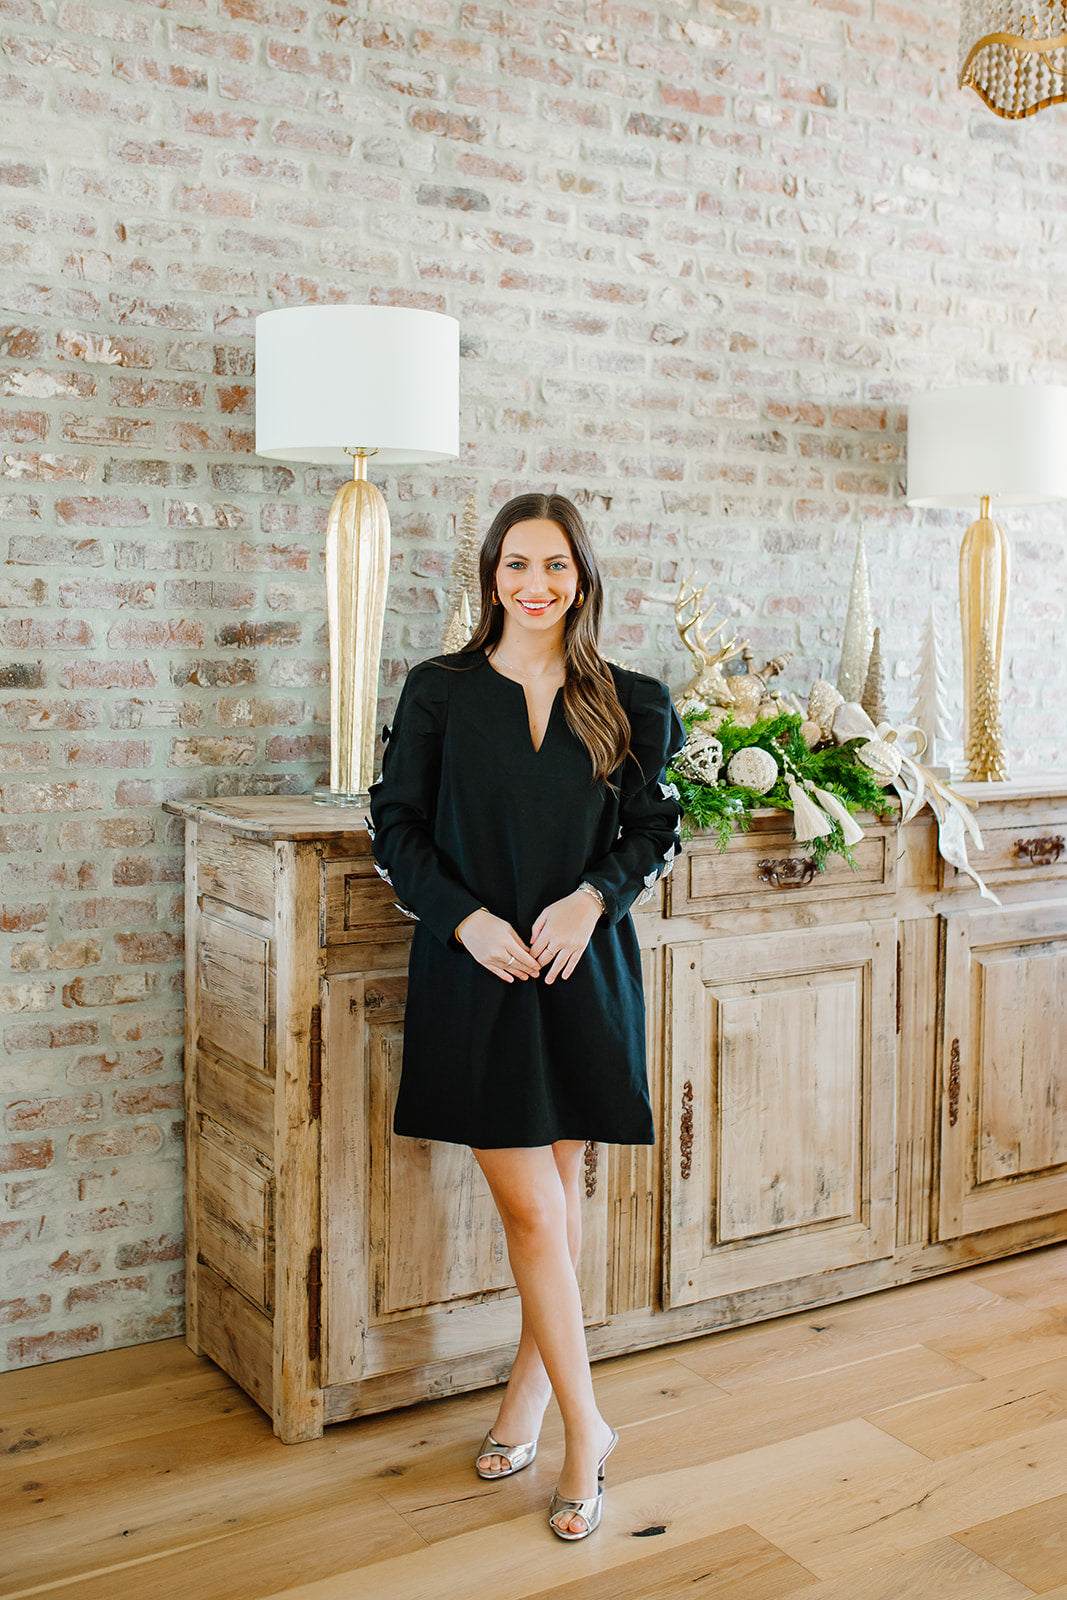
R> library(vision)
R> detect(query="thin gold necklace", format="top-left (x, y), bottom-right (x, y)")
top-left (489, 649), bottom-right (564, 682)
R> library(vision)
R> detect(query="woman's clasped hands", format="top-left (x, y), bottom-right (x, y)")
top-left (456, 890), bottom-right (603, 985)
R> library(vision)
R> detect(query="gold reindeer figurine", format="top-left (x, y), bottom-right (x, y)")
top-left (674, 573), bottom-right (793, 722)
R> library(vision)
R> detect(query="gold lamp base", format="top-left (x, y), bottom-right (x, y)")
top-left (314, 448), bottom-right (390, 805)
top-left (960, 495), bottom-right (1010, 782)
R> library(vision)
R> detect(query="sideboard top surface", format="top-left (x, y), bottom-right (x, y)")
top-left (164, 772), bottom-right (1067, 843)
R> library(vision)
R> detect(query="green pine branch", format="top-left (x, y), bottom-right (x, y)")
top-left (668, 708), bottom-right (896, 871)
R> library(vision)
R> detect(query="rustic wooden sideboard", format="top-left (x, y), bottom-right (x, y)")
top-left (166, 779), bottom-right (1067, 1443)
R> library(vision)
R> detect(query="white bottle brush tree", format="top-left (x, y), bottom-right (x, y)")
top-left (908, 603), bottom-right (952, 769)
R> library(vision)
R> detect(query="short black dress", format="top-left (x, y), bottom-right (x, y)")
top-left (366, 649), bottom-right (686, 1149)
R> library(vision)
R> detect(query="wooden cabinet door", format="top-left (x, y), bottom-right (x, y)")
top-left (664, 922), bottom-right (897, 1308)
top-left (321, 970), bottom-right (609, 1390)
top-left (936, 900), bottom-right (1067, 1241)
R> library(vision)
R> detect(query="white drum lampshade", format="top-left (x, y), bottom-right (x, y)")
top-left (255, 305), bottom-right (460, 803)
top-left (256, 304), bottom-right (459, 466)
top-left (906, 384), bottom-right (1067, 781)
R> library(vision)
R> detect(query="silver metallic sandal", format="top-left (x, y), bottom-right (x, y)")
top-left (474, 1429), bottom-right (538, 1479)
top-left (548, 1426), bottom-right (619, 1541)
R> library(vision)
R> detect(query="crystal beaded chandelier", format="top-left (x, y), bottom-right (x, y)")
top-left (959, 1), bottom-right (1067, 118)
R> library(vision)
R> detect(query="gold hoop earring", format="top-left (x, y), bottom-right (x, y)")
top-left (491, 591), bottom-right (501, 606)
top-left (574, 589), bottom-right (585, 608)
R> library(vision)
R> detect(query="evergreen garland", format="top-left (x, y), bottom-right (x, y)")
top-left (668, 707), bottom-right (896, 870)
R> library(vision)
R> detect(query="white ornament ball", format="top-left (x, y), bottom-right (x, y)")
top-left (855, 737), bottom-right (902, 786)
top-left (757, 698), bottom-right (781, 720)
top-left (800, 719), bottom-right (823, 749)
top-left (727, 745), bottom-right (779, 794)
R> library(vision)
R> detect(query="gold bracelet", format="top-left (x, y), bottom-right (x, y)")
top-left (578, 882), bottom-right (606, 915)
top-left (455, 908), bottom-right (488, 945)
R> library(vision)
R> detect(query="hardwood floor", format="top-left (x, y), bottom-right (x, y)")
top-left (4, 1244), bottom-right (1067, 1599)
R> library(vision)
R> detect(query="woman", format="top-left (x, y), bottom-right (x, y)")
top-left (367, 492), bottom-right (685, 1541)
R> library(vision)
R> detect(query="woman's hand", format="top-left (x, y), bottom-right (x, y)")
top-left (530, 890), bottom-right (602, 985)
top-left (455, 908), bottom-right (541, 983)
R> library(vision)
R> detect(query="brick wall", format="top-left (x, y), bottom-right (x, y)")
top-left (2, 0), bottom-right (1066, 1369)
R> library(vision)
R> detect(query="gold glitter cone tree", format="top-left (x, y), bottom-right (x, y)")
top-left (442, 492), bottom-right (481, 652)
top-left (837, 530), bottom-right (874, 702)
top-left (861, 625), bottom-right (888, 727)
top-left (967, 620), bottom-right (1009, 781)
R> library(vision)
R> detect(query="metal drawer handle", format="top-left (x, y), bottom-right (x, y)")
top-left (948, 1038), bottom-right (961, 1127)
top-left (1013, 835), bottom-right (1064, 867)
top-left (583, 1139), bottom-right (598, 1198)
top-left (679, 1080), bottom-right (694, 1179)
top-left (758, 856), bottom-right (816, 888)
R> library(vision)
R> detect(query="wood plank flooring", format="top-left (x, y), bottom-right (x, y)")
top-left (3, 1245), bottom-right (1067, 1599)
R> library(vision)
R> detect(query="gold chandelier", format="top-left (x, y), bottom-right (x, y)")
top-left (959, 1), bottom-right (1067, 118)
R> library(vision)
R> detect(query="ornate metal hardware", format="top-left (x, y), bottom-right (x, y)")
top-left (680, 1080), bottom-right (694, 1179)
top-left (583, 1139), bottom-right (598, 1198)
top-left (948, 1038), bottom-right (961, 1127)
top-left (758, 856), bottom-right (816, 889)
top-left (1013, 835), bottom-right (1064, 867)
top-left (308, 1004), bottom-right (322, 1120)
top-left (307, 1245), bottom-right (322, 1362)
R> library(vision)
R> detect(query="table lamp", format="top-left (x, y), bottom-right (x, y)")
top-left (255, 304), bottom-right (459, 804)
top-left (906, 383), bottom-right (1067, 781)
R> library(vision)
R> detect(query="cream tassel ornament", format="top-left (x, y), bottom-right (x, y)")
top-left (787, 778), bottom-right (834, 842)
top-left (812, 786), bottom-right (865, 846)
top-left (778, 745), bottom-right (835, 843)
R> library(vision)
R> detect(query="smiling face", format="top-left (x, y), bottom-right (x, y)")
top-left (494, 518), bottom-right (580, 637)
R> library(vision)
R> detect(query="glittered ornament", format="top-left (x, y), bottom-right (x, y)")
top-left (674, 729), bottom-right (724, 786)
top-left (800, 719), bottom-right (824, 748)
top-left (727, 745), bottom-right (779, 793)
top-left (808, 678), bottom-right (844, 735)
top-left (729, 674), bottom-right (765, 714)
top-left (855, 737), bottom-right (902, 786)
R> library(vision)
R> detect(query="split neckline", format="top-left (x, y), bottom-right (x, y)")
top-left (482, 649), bottom-right (563, 757)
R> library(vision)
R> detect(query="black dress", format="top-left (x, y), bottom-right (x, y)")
top-left (366, 649), bottom-right (686, 1149)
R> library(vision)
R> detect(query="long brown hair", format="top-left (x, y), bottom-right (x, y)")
top-left (460, 492), bottom-right (632, 784)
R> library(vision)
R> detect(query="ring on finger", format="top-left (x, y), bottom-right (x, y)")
top-left (505, 953), bottom-right (515, 966)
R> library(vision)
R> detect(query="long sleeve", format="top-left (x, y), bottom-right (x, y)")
top-left (367, 661), bottom-right (483, 947)
top-left (581, 673), bottom-right (687, 925)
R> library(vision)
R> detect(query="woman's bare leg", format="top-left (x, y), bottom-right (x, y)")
top-left (477, 1140), bottom-right (584, 1474)
top-left (473, 1142), bottom-right (613, 1535)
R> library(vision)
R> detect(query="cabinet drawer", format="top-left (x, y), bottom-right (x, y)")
top-left (320, 856), bottom-right (415, 945)
top-left (941, 823), bottom-right (1067, 889)
top-left (669, 819), bottom-right (898, 915)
